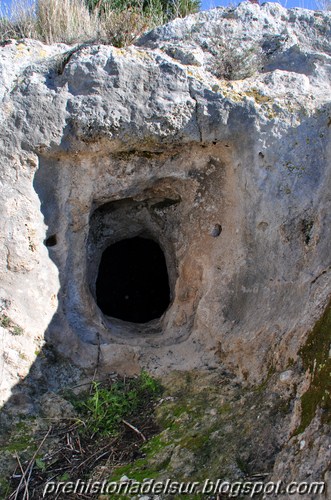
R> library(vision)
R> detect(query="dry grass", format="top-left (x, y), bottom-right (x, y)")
top-left (37, 0), bottom-right (98, 44)
top-left (0, 0), bottom-right (149, 46)
top-left (0, 0), bottom-right (37, 40)
top-left (0, 0), bottom-right (170, 46)
top-left (317, 0), bottom-right (331, 10)
top-left (98, 3), bottom-right (164, 47)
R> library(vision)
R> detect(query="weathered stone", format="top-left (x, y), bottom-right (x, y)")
top-left (0, 2), bottom-right (330, 492)
top-left (40, 392), bottom-right (76, 419)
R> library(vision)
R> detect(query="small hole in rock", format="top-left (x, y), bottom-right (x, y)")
top-left (211, 224), bottom-right (222, 237)
top-left (96, 237), bottom-right (170, 323)
top-left (45, 234), bottom-right (57, 247)
top-left (302, 219), bottom-right (314, 246)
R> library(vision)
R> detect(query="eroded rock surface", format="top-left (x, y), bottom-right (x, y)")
top-left (0, 3), bottom-right (330, 495)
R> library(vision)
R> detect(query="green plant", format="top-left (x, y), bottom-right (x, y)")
top-left (212, 40), bottom-right (261, 80)
top-left (77, 371), bottom-right (162, 437)
top-left (58, 472), bottom-right (70, 481)
top-left (86, 0), bottom-right (199, 22)
top-left (167, 0), bottom-right (200, 20)
top-left (0, 314), bottom-right (23, 336)
top-left (12, 325), bottom-right (24, 336)
top-left (97, 6), bottom-right (155, 47)
top-left (35, 457), bottom-right (47, 472)
top-left (0, 314), bottom-right (10, 329)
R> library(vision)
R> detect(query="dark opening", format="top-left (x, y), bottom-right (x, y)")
top-left (96, 237), bottom-right (170, 323)
top-left (44, 234), bottom-right (57, 247)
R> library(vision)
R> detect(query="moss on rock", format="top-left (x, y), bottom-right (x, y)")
top-left (296, 299), bottom-right (331, 434)
top-left (108, 369), bottom-right (292, 492)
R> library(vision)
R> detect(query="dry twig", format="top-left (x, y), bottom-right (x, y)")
top-left (10, 426), bottom-right (52, 500)
top-left (14, 454), bottom-right (28, 500)
top-left (122, 419), bottom-right (146, 441)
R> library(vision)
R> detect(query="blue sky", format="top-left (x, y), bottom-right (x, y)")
top-left (0, 0), bottom-right (324, 16)
top-left (201, 0), bottom-right (321, 8)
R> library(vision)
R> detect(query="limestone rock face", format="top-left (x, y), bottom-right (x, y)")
top-left (0, 2), bottom-right (330, 488)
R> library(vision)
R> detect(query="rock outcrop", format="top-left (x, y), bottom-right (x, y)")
top-left (0, 2), bottom-right (330, 493)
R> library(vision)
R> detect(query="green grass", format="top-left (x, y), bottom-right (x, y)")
top-left (75, 371), bottom-right (162, 437)
top-left (1, 372), bottom-right (162, 497)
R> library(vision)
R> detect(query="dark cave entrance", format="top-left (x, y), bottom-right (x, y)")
top-left (96, 236), bottom-right (171, 323)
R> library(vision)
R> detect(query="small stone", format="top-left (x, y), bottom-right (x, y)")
top-left (120, 475), bottom-right (130, 483)
top-left (40, 392), bottom-right (76, 419)
top-left (210, 224), bottom-right (222, 237)
top-left (279, 370), bottom-right (293, 384)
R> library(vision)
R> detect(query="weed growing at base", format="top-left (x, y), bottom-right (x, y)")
top-left (75, 371), bottom-right (162, 437)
